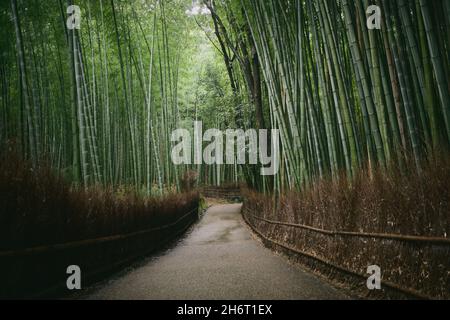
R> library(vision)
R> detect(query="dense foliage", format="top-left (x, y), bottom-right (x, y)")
top-left (1, 0), bottom-right (449, 191)
top-left (205, 0), bottom-right (450, 191)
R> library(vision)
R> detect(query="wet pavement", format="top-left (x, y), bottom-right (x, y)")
top-left (82, 204), bottom-right (347, 300)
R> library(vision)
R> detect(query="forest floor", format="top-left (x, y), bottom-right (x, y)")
top-left (78, 204), bottom-right (347, 300)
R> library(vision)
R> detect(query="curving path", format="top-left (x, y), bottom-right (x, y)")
top-left (82, 204), bottom-right (347, 300)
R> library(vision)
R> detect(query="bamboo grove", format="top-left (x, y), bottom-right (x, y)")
top-left (205, 0), bottom-right (450, 192)
top-left (0, 0), bottom-right (196, 193)
top-left (1, 0), bottom-right (450, 194)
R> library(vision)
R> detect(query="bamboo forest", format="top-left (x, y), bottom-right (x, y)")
top-left (0, 0), bottom-right (449, 300)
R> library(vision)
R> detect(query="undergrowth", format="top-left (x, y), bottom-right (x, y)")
top-left (0, 150), bottom-right (199, 251)
top-left (243, 155), bottom-right (450, 299)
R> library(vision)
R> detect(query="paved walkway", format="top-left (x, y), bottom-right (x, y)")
top-left (82, 204), bottom-right (347, 300)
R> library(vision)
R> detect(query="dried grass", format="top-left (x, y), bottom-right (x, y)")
top-left (0, 150), bottom-right (199, 251)
top-left (243, 155), bottom-right (450, 299)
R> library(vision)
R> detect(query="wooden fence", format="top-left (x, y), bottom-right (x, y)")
top-left (200, 186), bottom-right (242, 201)
top-left (243, 207), bottom-right (450, 300)
top-left (0, 206), bottom-right (199, 299)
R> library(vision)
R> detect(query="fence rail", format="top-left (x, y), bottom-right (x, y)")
top-left (0, 207), bottom-right (198, 258)
top-left (200, 186), bottom-right (242, 200)
top-left (242, 208), bottom-right (450, 300)
top-left (245, 210), bottom-right (450, 245)
top-left (0, 206), bottom-right (199, 299)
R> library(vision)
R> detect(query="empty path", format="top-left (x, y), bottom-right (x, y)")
top-left (83, 204), bottom-right (347, 300)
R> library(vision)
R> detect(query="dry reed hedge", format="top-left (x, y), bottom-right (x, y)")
top-left (0, 150), bottom-right (199, 251)
top-left (243, 157), bottom-right (450, 299)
